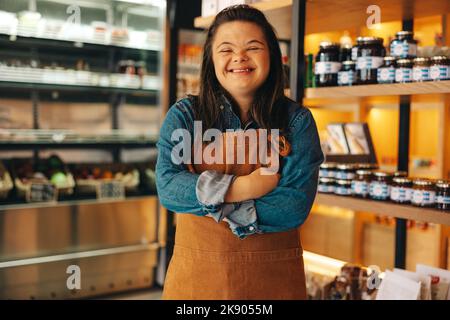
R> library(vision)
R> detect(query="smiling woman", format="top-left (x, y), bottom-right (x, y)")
top-left (156, 4), bottom-right (324, 300)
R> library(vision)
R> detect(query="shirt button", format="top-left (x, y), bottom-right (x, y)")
top-left (248, 226), bottom-right (255, 231)
top-left (219, 105), bottom-right (224, 110)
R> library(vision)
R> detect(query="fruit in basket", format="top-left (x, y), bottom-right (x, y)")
top-left (50, 171), bottom-right (67, 187)
top-left (92, 167), bottom-right (102, 179)
top-left (102, 170), bottom-right (113, 180)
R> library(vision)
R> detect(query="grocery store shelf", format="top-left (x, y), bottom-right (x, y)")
top-left (194, 0), bottom-right (450, 38)
top-left (305, 81), bottom-right (450, 99)
top-left (0, 66), bottom-right (161, 94)
top-left (315, 193), bottom-right (450, 226)
top-left (0, 193), bottom-right (157, 211)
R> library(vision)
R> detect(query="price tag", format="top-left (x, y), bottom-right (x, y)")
top-left (96, 180), bottom-right (125, 200)
top-left (27, 183), bottom-right (57, 203)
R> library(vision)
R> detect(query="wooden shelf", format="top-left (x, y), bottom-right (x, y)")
top-left (315, 193), bottom-right (450, 226)
top-left (305, 81), bottom-right (450, 99)
top-left (194, 0), bottom-right (450, 38)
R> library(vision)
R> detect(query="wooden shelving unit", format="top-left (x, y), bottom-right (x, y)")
top-left (316, 193), bottom-right (450, 226)
top-left (194, 0), bottom-right (450, 38)
top-left (306, 81), bottom-right (450, 99)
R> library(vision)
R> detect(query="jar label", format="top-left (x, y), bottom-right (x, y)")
top-left (390, 187), bottom-right (412, 202)
top-left (430, 65), bottom-right (450, 80)
top-left (437, 195), bottom-right (450, 204)
top-left (370, 182), bottom-right (390, 198)
top-left (335, 172), bottom-right (355, 180)
top-left (390, 42), bottom-right (417, 58)
top-left (338, 70), bottom-right (355, 85)
top-left (352, 180), bottom-right (369, 196)
top-left (335, 186), bottom-right (352, 195)
top-left (395, 68), bottom-right (412, 83)
top-left (356, 56), bottom-right (384, 70)
top-left (351, 47), bottom-right (358, 61)
top-left (319, 169), bottom-right (336, 178)
top-left (315, 62), bottom-right (341, 75)
top-left (412, 67), bottom-right (430, 81)
top-left (318, 184), bottom-right (335, 193)
top-left (412, 190), bottom-right (436, 205)
top-left (377, 67), bottom-right (395, 82)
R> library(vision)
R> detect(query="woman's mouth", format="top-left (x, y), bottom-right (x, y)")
top-left (228, 68), bottom-right (255, 74)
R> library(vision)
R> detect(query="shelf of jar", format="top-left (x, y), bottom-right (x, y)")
top-left (315, 193), bottom-right (450, 226)
top-left (305, 81), bottom-right (450, 99)
top-left (194, 0), bottom-right (450, 39)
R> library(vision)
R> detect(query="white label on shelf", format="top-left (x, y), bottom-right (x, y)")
top-left (430, 65), bottom-right (450, 80)
top-left (27, 183), bottom-right (57, 203)
top-left (395, 68), bottom-right (412, 83)
top-left (370, 182), bottom-right (390, 199)
top-left (96, 181), bottom-right (125, 200)
top-left (377, 67), bottom-right (395, 82)
top-left (352, 180), bottom-right (369, 196)
top-left (319, 169), bottom-right (336, 178)
top-left (335, 186), bottom-right (352, 195)
top-left (338, 70), bottom-right (355, 85)
top-left (390, 42), bottom-right (417, 58)
top-left (314, 62), bottom-right (341, 75)
top-left (356, 56), bottom-right (383, 70)
top-left (412, 67), bottom-right (430, 81)
top-left (318, 184), bottom-right (335, 193)
top-left (437, 196), bottom-right (450, 204)
top-left (411, 190), bottom-right (436, 205)
top-left (390, 187), bottom-right (412, 202)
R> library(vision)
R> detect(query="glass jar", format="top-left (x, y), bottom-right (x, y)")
top-left (351, 38), bottom-right (362, 62)
top-left (411, 179), bottom-right (436, 207)
top-left (335, 179), bottom-right (353, 196)
top-left (395, 58), bottom-right (413, 83)
top-left (369, 171), bottom-right (392, 201)
top-left (356, 37), bottom-right (385, 85)
top-left (319, 162), bottom-right (338, 178)
top-left (436, 180), bottom-right (450, 211)
top-left (339, 44), bottom-right (352, 62)
top-left (412, 57), bottom-right (430, 82)
top-left (315, 42), bottom-right (342, 87)
top-left (390, 31), bottom-right (418, 59)
top-left (377, 56), bottom-right (396, 84)
top-left (390, 177), bottom-right (413, 204)
top-left (429, 56), bottom-right (450, 81)
top-left (318, 177), bottom-right (336, 194)
top-left (352, 169), bottom-right (372, 198)
top-left (338, 61), bottom-right (356, 86)
top-left (336, 164), bottom-right (357, 180)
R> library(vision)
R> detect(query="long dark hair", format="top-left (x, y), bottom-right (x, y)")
top-left (195, 4), bottom-right (289, 133)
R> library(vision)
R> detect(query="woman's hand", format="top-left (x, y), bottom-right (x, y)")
top-left (224, 167), bottom-right (280, 203)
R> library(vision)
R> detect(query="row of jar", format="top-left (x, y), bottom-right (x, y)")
top-left (315, 31), bottom-right (450, 87)
top-left (318, 166), bottom-right (450, 211)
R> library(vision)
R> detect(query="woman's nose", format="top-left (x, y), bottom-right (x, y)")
top-left (233, 51), bottom-right (249, 63)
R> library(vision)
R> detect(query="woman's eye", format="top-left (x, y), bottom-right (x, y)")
top-left (219, 49), bottom-right (232, 53)
top-left (248, 47), bottom-right (261, 51)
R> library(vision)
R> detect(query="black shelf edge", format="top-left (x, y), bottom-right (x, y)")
top-left (0, 141), bottom-right (157, 150)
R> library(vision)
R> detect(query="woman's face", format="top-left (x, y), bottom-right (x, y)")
top-left (212, 21), bottom-right (270, 99)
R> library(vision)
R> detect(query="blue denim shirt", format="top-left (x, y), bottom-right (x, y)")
top-left (156, 95), bottom-right (324, 238)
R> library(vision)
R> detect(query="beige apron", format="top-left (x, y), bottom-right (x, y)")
top-left (162, 213), bottom-right (306, 300)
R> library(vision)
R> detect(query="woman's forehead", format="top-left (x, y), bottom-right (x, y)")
top-left (213, 21), bottom-right (267, 45)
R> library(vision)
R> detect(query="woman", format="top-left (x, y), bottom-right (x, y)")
top-left (156, 5), bottom-right (324, 299)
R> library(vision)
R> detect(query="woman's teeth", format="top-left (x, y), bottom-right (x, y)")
top-left (230, 68), bottom-right (252, 73)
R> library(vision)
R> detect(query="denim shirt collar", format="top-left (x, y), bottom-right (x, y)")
top-left (218, 94), bottom-right (257, 131)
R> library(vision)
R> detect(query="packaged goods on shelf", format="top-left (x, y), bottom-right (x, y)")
top-left (0, 161), bottom-right (13, 200)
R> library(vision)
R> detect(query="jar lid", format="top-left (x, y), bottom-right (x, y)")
top-left (373, 171), bottom-right (392, 177)
top-left (356, 169), bottom-right (373, 176)
top-left (361, 37), bottom-right (384, 45)
top-left (397, 58), bottom-right (413, 66)
top-left (393, 177), bottom-right (412, 184)
top-left (431, 55), bottom-right (449, 63)
top-left (413, 179), bottom-right (434, 186)
top-left (337, 163), bottom-right (357, 170)
top-left (319, 41), bottom-right (340, 49)
top-left (436, 180), bottom-right (450, 188)
top-left (413, 57), bottom-right (430, 63)
top-left (355, 36), bottom-right (365, 44)
top-left (396, 30), bottom-right (414, 37)
top-left (341, 44), bottom-right (352, 49)
top-left (384, 56), bottom-right (396, 61)
top-left (336, 179), bottom-right (352, 185)
top-left (320, 162), bottom-right (338, 169)
top-left (319, 177), bottom-right (335, 183)
top-left (342, 60), bottom-right (356, 66)
top-left (394, 171), bottom-right (408, 177)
